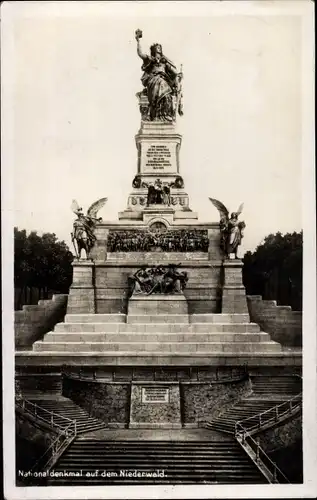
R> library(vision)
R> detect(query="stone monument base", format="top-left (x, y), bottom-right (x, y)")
top-left (129, 382), bottom-right (182, 429)
top-left (128, 294), bottom-right (189, 316)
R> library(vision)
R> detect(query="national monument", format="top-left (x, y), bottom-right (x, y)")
top-left (15, 31), bottom-right (302, 485)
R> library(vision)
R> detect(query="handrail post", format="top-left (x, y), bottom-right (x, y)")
top-left (34, 403), bottom-right (37, 416)
top-left (51, 414), bottom-right (54, 426)
top-left (256, 437), bottom-right (260, 462)
top-left (273, 465), bottom-right (277, 483)
top-left (242, 430), bottom-right (245, 445)
top-left (275, 406), bottom-right (279, 422)
top-left (258, 414), bottom-right (262, 428)
top-left (289, 400), bottom-right (293, 413)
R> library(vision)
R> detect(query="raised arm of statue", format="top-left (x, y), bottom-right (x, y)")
top-left (135, 30), bottom-right (147, 61)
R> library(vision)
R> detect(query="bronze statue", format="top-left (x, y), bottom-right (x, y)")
top-left (128, 264), bottom-right (188, 296)
top-left (143, 178), bottom-right (173, 206)
top-left (135, 29), bottom-right (183, 122)
top-left (209, 198), bottom-right (246, 259)
top-left (71, 198), bottom-right (107, 259)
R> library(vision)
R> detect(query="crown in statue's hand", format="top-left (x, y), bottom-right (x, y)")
top-left (135, 29), bottom-right (143, 40)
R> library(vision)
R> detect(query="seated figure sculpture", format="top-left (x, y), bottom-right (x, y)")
top-left (128, 264), bottom-right (188, 296)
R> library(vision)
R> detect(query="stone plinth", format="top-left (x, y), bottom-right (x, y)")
top-left (222, 260), bottom-right (249, 314)
top-left (67, 261), bottom-right (95, 314)
top-left (128, 294), bottom-right (189, 316)
top-left (119, 119), bottom-right (195, 221)
top-left (129, 382), bottom-right (182, 429)
top-left (135, 121), bottom-right (182, 180)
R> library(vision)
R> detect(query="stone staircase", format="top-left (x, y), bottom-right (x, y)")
top-left (205, 376), bottom-right (302, 434)
top-left (250, 376), bottom-right (302, 396)
top-left (28, 396), bottom-right (107, 435)
top-left (49, 439), bottom-right (267, 485)
top-left (17, 374), bottom-right (62, 397)
top-left (32, 313), bottom-right (282, 355)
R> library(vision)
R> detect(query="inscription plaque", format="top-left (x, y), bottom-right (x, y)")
top-left (145, 145), bottom-right (171, 169)
top-left (142, 387), bottom-right (169, 403)
top-left (142, 142), bottom-right (175, 174)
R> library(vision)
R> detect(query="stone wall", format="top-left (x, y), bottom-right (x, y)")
top-left (247, 295), bottom-right (302, 347)
top-left (62, 375), bottom-right (251, 428)
top-left (258, 415), bottom-right (302, 483)
top-left (130, 383), bottom-right (181, 428)
top-left (181, 378), bottom-right (252, 426)
top-left (16, 408), bottom-right (58, 483)
top-left (16, 374), bottom-right (62, 395)
top-left (67, 261), bottom-right (223, 314)
top-left (15, 294), bottom-right (68, 350)
top-left (62, 378), bottom-right (130, 427)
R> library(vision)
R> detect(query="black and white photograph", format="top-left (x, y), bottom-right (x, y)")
top-left (1, 1), bottom-right (316, 498)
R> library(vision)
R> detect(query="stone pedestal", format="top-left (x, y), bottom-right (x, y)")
top-left (222, 260), bottom-right (249, 314)
top-left (119, 120), bottom-right (195, 221)
top-left (128, 294), bottom-right (189, 316)
top-left (67, 260), bottom-right (95, 314)
top-left (129, 382), bottom-right (182, 429)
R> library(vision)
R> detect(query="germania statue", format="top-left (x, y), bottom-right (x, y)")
top-left (135, 29), bottom-right (183, 122)
top-left (71, 198), bottom-right (107, 259)
top-left (209, 198), bottom-right (246, 260)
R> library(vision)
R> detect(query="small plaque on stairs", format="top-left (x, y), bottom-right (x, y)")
top-left (142, 386), bottom-right (169, 403)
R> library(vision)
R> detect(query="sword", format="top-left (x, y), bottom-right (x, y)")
top-left (71, 232), bottom-right (79, 259)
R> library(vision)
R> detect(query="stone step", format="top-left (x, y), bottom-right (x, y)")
top-left (33, 341), bottom-right (282, 353)
top-left (54, 322), bottom-right (261, 333)
top-left (65, 314), bottom-right (126, 324)
top-left (43, 332), bottom-right (271, 343)
top-left (127, 314), bottom-right (189, 324)
top-left (64, 313), bottom-right (251, 324)
top-left (190, 314), bottom-right (250, 323)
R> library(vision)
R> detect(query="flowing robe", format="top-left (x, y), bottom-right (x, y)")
top-left (227, 219), bottom-right (242, 254)
top-left (141, 57), bottom-right (178, 120)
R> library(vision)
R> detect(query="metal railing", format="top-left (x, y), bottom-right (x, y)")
top-left (236, 428), bottom-right (290, 483)
top-left (235, 393), bottom-right (302, 435)
top-left (28, 420), bottom-right (77, 474)
top-left (16, 396), bottom-right (77, 475)
top-left (234, 392), bottom-right (302, 483)
top-left (16, 396), bottom-right (76, 432)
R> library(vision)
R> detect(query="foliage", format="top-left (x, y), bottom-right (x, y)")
top-left (243, 231), bottom-right (302, 311)
top-left (14, 228), bottom-right (73, 307)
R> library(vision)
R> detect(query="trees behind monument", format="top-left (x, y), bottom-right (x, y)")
top-left (14, 227), bottom-right (73, 310)
top-left (243, 231), bottom-right (302, 311)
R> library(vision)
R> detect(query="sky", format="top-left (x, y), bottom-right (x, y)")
top-left (2, 1), bottom-right (309, 254)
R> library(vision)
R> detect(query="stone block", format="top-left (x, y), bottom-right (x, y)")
top-left (126, 314), bottom-right (189, 324)
top-left (15, 349), bottom-right (303, 368)
top-left (43, 331), bottom-right (271, 344)
top-left (190, 313), bottom-right (250, 324)
top-left (128, 294), bottom-right (189, 316)
top-left (64, 313), bottom-right (126, 323)
top-left (222, 288), bottom-right (249, 314)
top-left (129, 382), bottom-right (181, 428)
top-left (67, 287), bottom-right (95, 314)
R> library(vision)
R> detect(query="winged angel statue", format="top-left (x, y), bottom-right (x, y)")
top-left (71, 198), bottom-right (107, 259)
top-left (209, 198), bottom-right (246, 259)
